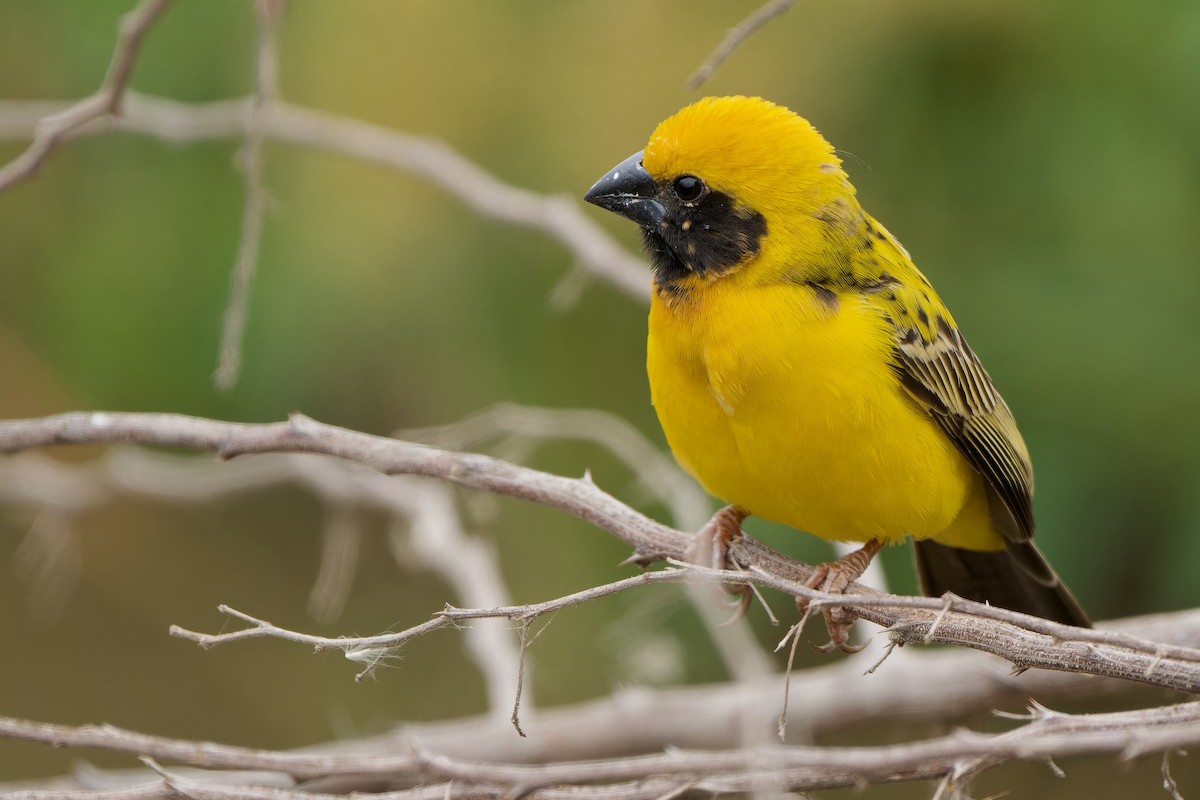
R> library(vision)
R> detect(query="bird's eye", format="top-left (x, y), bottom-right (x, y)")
top-left (672, 175), bottom-right (704, 202)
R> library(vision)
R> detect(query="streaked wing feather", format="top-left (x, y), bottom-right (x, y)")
top-left (894, 323), bottom-right (1035, 542)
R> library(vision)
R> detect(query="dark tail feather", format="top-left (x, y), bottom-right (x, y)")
top-left (913, 539), bottom-right (1090, 628)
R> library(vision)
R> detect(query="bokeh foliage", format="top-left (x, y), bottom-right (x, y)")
top-left (1, 1), bottom-right (1198, 795)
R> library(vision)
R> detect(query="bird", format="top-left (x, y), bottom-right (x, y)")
top-left (584, 96), bottom-right (1088, 649)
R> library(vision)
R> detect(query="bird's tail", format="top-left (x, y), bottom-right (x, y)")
top-left (913, 539), bottom-right (1090, 628)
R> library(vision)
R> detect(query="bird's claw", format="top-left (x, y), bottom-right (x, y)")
top-left (796, 540), bottom-right (883, 654)
top-left (687, 505), bottom-right (751, 624)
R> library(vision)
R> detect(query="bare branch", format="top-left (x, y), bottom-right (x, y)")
top-left (3, 785), bottom-right (169, 800)
top-left (213, 0), bottom-right (283, 390)
top-left (0, 715), bottom-right (409, 778)
top-left (3, 410), bottom-right (1200, 695)
top-left (686, 0), bottom-right (794, 91)
top-left (0, 0), bottom-right (171, 192)
top-left (0, 92), bottom-right (651, 303)
top-left (6, 701), bottom-right (1200, 797)
top-left (0, 410), bottom-right (684, 569)
top-left (402, 704), bottom-right (1200, 791)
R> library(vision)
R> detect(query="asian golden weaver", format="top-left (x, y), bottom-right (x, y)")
top-left (584, 96), bottom-right (1088, 645)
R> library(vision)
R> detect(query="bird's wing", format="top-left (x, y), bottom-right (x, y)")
top-left (889, 299), bottom-right (1035, 543)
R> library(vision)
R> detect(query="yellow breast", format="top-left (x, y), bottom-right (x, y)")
top-left (647, 278), bottom-right (989, 546)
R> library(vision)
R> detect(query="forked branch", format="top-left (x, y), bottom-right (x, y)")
top-left (0, 0), bottom-right (172, 191)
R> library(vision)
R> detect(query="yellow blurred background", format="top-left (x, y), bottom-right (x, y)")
top-left (2, 1), bottom-right (1199, 796)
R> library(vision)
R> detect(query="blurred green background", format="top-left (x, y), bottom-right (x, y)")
top-left (1, 1), bottom-right (1199, 796)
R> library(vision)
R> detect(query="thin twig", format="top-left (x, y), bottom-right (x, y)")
top-left (511, 621), bottom-right (532, 737)
top-left (170, 571), bottom-right (685, 662)
top-left (863, 641), bottom-right (897, 675)
top-left (1162, 750), bottom-right (1185, 800)
top-left (0, 0), bottom-right (171, 191)
top-left (213, 0), bottom-right (283, 389)
top-left (686, 0), bottom-right (794, 90)
top-left (776, 620), bottom-right (805, 741)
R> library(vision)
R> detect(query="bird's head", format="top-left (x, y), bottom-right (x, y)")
top-left (585, 96), bottom-right (857, 294)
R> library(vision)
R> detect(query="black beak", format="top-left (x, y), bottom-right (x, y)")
top-left (583, 150), bottom-right (666, 230)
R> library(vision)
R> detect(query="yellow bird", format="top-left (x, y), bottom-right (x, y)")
top-left (585, 96), bottom-right (1088, 648)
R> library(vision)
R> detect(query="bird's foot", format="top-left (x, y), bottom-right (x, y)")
top-left (687, 505), bottom-right (751, 621)
top-left (798, 539), bottom-right (884, 654)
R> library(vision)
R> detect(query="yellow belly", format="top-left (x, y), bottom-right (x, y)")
top-left (647, 280), bottom-right (1001, 550)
